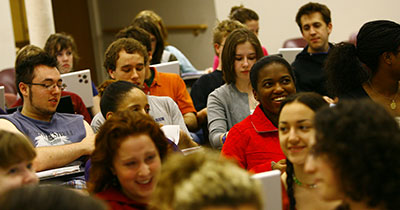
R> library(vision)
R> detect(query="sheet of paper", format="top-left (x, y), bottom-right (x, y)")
top-left (36, 165), bottom-right (80, 179)
top-left (160, 125), bottom-right (180, 145)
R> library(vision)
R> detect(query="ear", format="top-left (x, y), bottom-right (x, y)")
top-left (383, 52), bottom-right (392, 65)
top-left (253, 89), bottom-right (259, 102)
top-left (18, 82), bottom-right (29, 97)
top-left (108, 69), bottom-right (116, 79)
top-left (148, 51), bottom-right (153, 63)
top-left (106, 111), bottom-right (113, 120)
top-left (327, 22), bottom-right (333, 35)
top-left (214, 43), bottom-right (221, 56)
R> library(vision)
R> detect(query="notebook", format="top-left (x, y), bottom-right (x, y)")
top-left (278, 48), bottom-right (303, 64)
top-left (252, 170), bottom-right (283, 210)
top-left (61, 69), bottom-right (93, 107)
top-left (150, 61), bottom-right (180, 75)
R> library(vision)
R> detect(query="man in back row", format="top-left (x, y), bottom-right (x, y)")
top-left (0, 45), bottom-right (94, 171)
top-left (292, 2), bottom-right (333, 96)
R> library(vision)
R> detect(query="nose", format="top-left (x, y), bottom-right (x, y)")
top-left (138, 163), bottom-right (150, 177)
top-left (304, 154), bottom-right (316, 174)
top-left (273, 83), bottom-right (284, 94)
top-left (288, 128), bottom-right (299, 143)
top-left (243, 57), bottom-right (249, 67)
top-left (309, 26), bottom-right (317, 35)
top-left (139, 108), bottom-right (147, 115)
top-left (131, 70), bottom-right (139, 80)
top-left (22, 169), bottom-right (39, 185)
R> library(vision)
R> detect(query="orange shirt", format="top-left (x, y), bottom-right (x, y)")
top-left (143, 67), bottom-right (196, 115)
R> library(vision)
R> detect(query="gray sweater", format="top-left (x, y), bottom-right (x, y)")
top-left (207, 83), bottom-right (251, 149)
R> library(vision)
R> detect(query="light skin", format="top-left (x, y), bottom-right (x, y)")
top-left (0, 65), bottom-right (95, 171)
top-left (112, 134), bottom-right (161, 203)
top-left (300, 12), bottom-right (332, 53)
top-left (0, 160), bottom-right (39, 195)
top-left (108, 50), bottom-right (146, 89)
top-left (245, 20), bottom-right (259, 36)
top-left (279, 102), bottom-right (341, 210)
top-left (56, 48), bottom-right (73, 74)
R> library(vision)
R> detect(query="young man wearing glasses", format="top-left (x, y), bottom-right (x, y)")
top-left (0, 45), bottom-right (95, 172)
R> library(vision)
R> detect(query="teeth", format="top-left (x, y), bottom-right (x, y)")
top-left (137, 179), bottom-right (150, 184)
top-left (274, 96), bottom-right (286, 102)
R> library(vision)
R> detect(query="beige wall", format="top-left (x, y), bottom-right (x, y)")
top-left (214, 0), bottom-right (400, 54)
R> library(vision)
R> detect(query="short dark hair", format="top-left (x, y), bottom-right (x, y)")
top-left (15, 45), bottom-right (58, 97)
top-left (88, 110), bottom-right (169, 193)
top-left (44, 32), bottom-right (80, 67)
top-left (229, 5), bottom-right (259, 23)
top-left (313, 99), bottom-right (400, 209)
top-left (131, 16), bottom-right (164, 65)
top-left (221, 28), bottom-right (263, 84)
top-left (99, 80), bottom-right (142, 118)
top-left (116, 25), bottom-right (152, 53)
top-left (295, 2), bottom-right (331, 32)
top-left (103, 38), bottom-right (148, 73)
top-left (250, 55), bottom-right (295, 91)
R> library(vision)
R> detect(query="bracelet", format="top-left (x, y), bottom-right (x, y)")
top-left (271, 161), bottom-right (276, 170)
top-left (222, 132), bottom-right (228, 144)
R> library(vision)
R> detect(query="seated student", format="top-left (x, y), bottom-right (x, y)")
top-left (0, 45), bottom-right (94, 172)
top-left (151, 150), bottom-right (262, 210)
top-left (91, 80), bottom-right (197, 149)
top-left (221, 55), bottom-right (296, 172)
top-left (190, 20), bottom-right (245, 129)
top-left (105, 35), bottom-right (198, 132)
top-left (0, 185), bottom-right (107, 210)
top-left (88, 110), bottom-right (169, 210)
top-left (278, 93), bottom-right (340, 210)
top-left (135, 10), bottom-right (200, 74)
top-left (44, 32), bottom-right (101, 116)
top-left (212, 5), bottom-right (268, 70)
top-left (0, 130), bottom-right (38, 196)
top-left (207, 28), bottom-right (264, 149)
top-left (305, 99), bottom-right (400, 210)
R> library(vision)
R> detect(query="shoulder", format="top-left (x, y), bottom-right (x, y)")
top-left (54, 112), bottom-right (84, 121)
top-left (0, 118), bottom-right (23, 135)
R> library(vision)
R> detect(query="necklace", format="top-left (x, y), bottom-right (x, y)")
top-left (292, 174), bottom-right (317, 189)
top-left (368, 81), bottom-right (399, 110)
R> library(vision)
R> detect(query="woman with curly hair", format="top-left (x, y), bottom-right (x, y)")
top-left (88, 110), bottom-right (168, 210)
top-left (305, 99), bottom-right (400, 210)
top-left (278, 92), bottom-right (340, 210)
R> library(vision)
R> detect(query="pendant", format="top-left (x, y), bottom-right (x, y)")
top-left (391, 100), bottom-right (397, 110)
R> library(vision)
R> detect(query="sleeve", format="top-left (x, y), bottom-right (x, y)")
top-left (173, 75), bottom-right (196, 115)
top-left (207, 90), bottom-right (227, 149)
top-left (221, 124), bottom-right (248, 169)
top-left (190, 76), bottom-right (208, 111)
top-left (91, 82), bottom-right (99, 96)
top-left (165, 97), bottom-right (191, 137)
top-left (166, 45), bottom-right (198, 73)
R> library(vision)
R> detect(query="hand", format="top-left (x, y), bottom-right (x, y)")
top-left (204, 67), bottom-right (214, 74)
top-left (272, 159), bottom-right (287, 173)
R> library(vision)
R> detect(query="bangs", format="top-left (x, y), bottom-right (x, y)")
top-left (0, 132), bottom-right (36, 169)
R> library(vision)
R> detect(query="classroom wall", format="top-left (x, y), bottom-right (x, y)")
top-left (214, 0), bottom-right (400, 54)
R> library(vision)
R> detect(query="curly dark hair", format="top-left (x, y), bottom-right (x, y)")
top-left (313, 99), bottom-right (400, 210)
top-left (325, 20), bottom-right (400, 98)
top-left (229, 5), bottom-right (259, 23)
top-left (278, 92), bottom-right (328, 210)
top-left (295, 2), bottom-right (331, 32)
top-left (88, 110), bottom-right (169, 194)
top-left (44, 32), bottom-right (80, 67)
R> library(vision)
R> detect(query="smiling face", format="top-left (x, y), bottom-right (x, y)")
top-left (300, 12), bottom-right (332, 53)
top-left (253, 63), bottom-right (296, 115)
top-left (279, 102), bottom-right (315, 165)
top-left (108, 50), bottom-right (146, 89)
top-left (234, 41), bottom-right (257, 83)
top-left (0, 160), bottom-right (38, 195)
top-left (112, 134), bottom-right (161, 203)
top-left (56, 47), bottom-right (73, 73)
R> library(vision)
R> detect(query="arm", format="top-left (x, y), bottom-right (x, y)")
top-left (90, 95), bottom-right (101, 116)
top-left (34, 121), bottom-right (95, 171)
top-left (196, 107), bottom-right (207, 125)
top-left (183, 112), bottom-right (198, 131)
top-left (221, 125), bottom-right (247, 169)
top-left (207, 91), bottom-right (228, 149)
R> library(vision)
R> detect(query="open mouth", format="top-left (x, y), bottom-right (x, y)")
top-left (272, 96), bottom-right (287, 102)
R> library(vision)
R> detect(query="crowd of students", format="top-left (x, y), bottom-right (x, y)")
top-left (0, 2), bottom-right (400, 210)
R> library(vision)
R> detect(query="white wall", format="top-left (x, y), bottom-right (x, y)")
top-left (0, 0), bottom-right (16, 70)
top-left (214, 0), bottom-right (400, 54)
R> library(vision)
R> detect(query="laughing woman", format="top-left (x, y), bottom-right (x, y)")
top-left (88, 110), bottom-right (168, 210)
top-left (221, 55), bottom-right (296, 173)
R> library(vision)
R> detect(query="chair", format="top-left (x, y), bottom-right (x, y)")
top-left (282, 37), bottom-right (307, 48)
top-left (0, 68), bottom-right (18, 107)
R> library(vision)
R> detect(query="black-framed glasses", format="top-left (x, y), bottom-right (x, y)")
top-left (26, 82), bottom-right (64, 90)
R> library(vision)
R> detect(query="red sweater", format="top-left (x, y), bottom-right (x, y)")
top-left (96, 187), bottom-right (147, 210)
top-left (221, 105), bottom-right (286, 173)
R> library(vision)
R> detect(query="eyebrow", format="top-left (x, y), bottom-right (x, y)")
top-left (279, 119), bottom-right (312, 124)
top-left (40, 78), bottom-right (62, 83)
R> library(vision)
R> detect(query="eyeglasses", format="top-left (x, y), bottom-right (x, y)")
top-left (26, 82), bottom-right (64, 90)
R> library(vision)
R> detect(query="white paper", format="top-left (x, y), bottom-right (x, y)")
top-left (160, 125), bottom-right (180, 145)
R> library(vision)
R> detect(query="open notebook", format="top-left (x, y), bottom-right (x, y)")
top-left (61, 69), bottom-right (94, 108)
top-left (278, 48), bottom-right (303, 64)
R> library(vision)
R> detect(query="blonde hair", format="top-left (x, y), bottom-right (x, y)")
top-left (0, 130), bottom-right (36, 169)
top-left (151, 150), bottom-right (262, 210)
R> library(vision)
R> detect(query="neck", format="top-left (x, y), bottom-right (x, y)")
top-left (145, 65), bottom-right (152, 80)
top-left (234, 79), bottom-right (252, 93)
top-left (307, 43), bottom-right (330, 54)
top-left (21, 105), bottom-right (53, 122)
top-left (369, 72), bottom-right (399, 96)
top-left (293, 163), bottom-right (316, 188)
top-left (346, 199), bottom-right (382, 210)
top-left (261, 106), bottom-right (279, 127)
